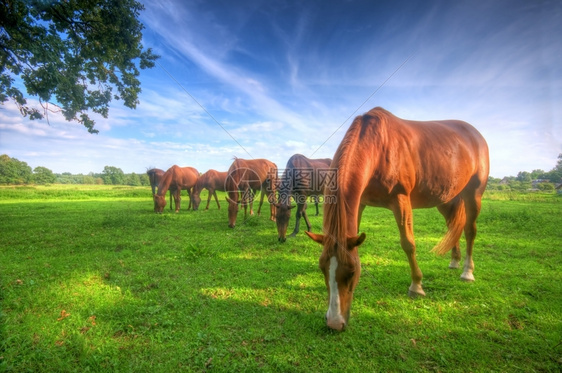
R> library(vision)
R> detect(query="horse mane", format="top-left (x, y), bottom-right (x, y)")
top-left (226, 157), bottom-right (245, 194)
top-left (157, 166), bottom-right (176, 195)
top-left (278, 158), bottom-right (295, 205)
top-left (193, 171), bottom-right (206, 193)
top-left (323, 108), bottom-right (390, 264)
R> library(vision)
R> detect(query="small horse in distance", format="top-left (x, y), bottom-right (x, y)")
top-left (192, 169), bottom-right (228, 210)
top-left (225, 158), bottom-right (277, 228)
top-left (275, 154), bottom-right (332, 242)
top-left (306, 107), bottom-right (489, 331)
top-left (147, 168), bottom-right (175, 211)
top-left (153, 165), bottom-right (199, 213)
top-left (147, 168), bottom-right (164, 195)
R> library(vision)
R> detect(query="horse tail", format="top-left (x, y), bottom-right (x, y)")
top-left (431, 198), bottom-right (466, 256)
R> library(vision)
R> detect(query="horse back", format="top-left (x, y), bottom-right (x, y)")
top-left (283, 154), bottom-right (332, 196)
top-left (178, 167), bottom-right (199, 188)
top-left (341, 108), bottom-right (489, 208)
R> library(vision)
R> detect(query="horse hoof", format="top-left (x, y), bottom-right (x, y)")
top-left (449, 260), bottom-right (460, 269)
top-left (408, 284), bottom-right (426, 298)
top-left (461, 272), bottom-right (475, 282)
top-left (408, 290), bottom-right (426, 298)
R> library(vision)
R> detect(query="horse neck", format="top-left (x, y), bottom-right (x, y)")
top-left (226, 168), bottom-right (240, 201)
top-left (157, 171), bottom-right (174, 195)
top-left (192, 179), bottom-right (202, 194)
top-left (278, 168), bottom-right (293, 205)
top-left (323, 117), bottom-right (377, 258)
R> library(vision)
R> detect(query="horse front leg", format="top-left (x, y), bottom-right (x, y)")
top-left (206, 188), bottom-right (213, 210)
top-left (268, 191), bottom-right (276, 221)
top-left (242, 196), bottom-right (248, 220)
top-left (314, 196), bottom-right (320, 216)
top-left (302, 202), bottom-right (312, 231)
top-left (187, 188), bottom-right (192, 210)
top-left (247, 189), bottom-right (255, 216)
top-left (212, 190), bottom-right (220, 210)
top-left (391, 195), bottom-right (424, 297)
top-left (174, 189), bottom-right (181, 213)
top-left (256, 189), bottom-right (265, 217)
top-left (289, 201), bottom-right (305, 237)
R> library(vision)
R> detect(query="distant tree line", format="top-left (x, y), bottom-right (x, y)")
top-left (0, 154), bottom-right (150, 186)
top-left (486, 154), bottom-right (562, 192)
top-left (1, 153), bottom-right (561, 190)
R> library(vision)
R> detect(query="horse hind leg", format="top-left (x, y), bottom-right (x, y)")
top-left (437, 199), bottom-right (464, 269)
top-left (460, 191), bottom-right (483, 282)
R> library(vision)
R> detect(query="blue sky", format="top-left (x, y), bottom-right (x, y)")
top-left (0, 0), bottom-right (560, 178)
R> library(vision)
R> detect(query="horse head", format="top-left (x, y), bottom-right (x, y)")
top-left (153, 194), bottom-right (167, 213)
top-left (225, 195), bottom-right (240, 228)
top-left (306, 231), bottom-right (366, 331)
top-left (192, 192), bottom-right (201, 211)
top-left (274, 202), bottom-right (295, 242)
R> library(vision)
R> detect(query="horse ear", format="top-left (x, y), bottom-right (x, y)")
top-left (347, 232), bottom-right (366, 249)
top-left (305, 231), bottom-right (324, 244)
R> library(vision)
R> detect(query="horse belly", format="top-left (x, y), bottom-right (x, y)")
top-left (410, 178), bottom-right (468, 208)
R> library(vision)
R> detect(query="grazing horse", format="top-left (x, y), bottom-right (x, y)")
top-left (147, 168), bottom-right (175, 211)
top-left (192, 169), bottom-right (227, 210)
top-left (306, 107), bottom-right (489, 331)
top-left (153, 165), bottom-right (199, 213)
top-left (275, 154), bottom-right (332, 242)
top-left (147, 168), bottom-right (164, 195)
top-left (225, 158), bottom-right (277, 228)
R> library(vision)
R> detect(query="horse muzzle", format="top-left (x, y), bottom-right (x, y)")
top-left (326, 313), bottom-right (347, 331)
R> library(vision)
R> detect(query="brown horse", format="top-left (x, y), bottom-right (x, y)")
top-left (306, 107), bottom-right (489, 331)
top-left (147, 168), bottom-right (176, 211)
top-left (147, 168), bottom-right (164, 195)
top-left (153, 165), bottom-right (199, 213)
top-left (192, 169), bottom-right (227, 210)
top-left (275, 154), bottom-right (332, 242)
top-left (225, 158), bottom-right (277, 228)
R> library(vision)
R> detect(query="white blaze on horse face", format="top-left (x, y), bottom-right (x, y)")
top-left (326, 256), bottom-right (342, 322)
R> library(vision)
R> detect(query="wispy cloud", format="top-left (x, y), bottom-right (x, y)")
top-left (1, 0), bottom-right (560, 177)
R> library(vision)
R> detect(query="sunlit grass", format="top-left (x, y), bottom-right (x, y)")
top-left (1, 186), bottom-right (561, 371)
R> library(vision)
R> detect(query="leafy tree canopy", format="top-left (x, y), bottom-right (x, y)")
top-left (0, 0), bottom-right (159, 133)
top-left (33, 165), bottom-right (56, 184)
top-left (0, 154), bottom-right (32, 184)
top-left (101, 165), bottom-right (124, 185)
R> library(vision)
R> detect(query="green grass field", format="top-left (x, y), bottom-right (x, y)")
top-left (1, 185), bottom-right (561, 372)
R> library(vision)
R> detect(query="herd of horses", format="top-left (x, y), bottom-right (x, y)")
top-left (147, 107), bottom-right (490, 331)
